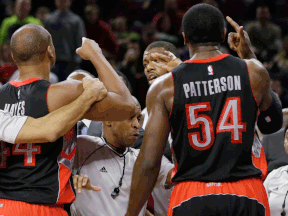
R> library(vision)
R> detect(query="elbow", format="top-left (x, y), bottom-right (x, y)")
top-left (45, 132), bottom-right (59, 143)
top-left (121, 100), bottom-right (136, 120)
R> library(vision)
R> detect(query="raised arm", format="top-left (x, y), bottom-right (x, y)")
top-left (76, 38), bottom-right (135, 121)
top-left (126, 77), bottom-right (171, 216)
top-left (227, 16), bottom-right (282, 133)
top-left (15, 77), bottom-right (107, 143)
top-left (47, 38), bottom-right (135, 121)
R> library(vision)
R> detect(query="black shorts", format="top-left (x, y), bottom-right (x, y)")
top-left (168, 178), bottom-right (270, 216)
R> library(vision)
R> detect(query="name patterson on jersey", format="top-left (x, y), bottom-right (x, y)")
top-left (4, 101), bottom-right (25, 116)
top-left (183, 75), bottom-right (241, 98)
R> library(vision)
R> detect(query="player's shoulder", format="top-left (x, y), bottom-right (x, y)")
top-left (49, 79), bottom-right (83, 93)
top-left (171, 61), bottom-right (188, 73)
top-left (149, 72), bottom-right (172, 93)
top-left (245, 59), bottom-right (268, 77)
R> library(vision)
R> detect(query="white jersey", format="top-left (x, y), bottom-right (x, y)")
top-left (71, 135), bottom-right (174, 216)
top-left (264, 165), bottom-right (288, 216)
top-left (0, 110), bottom-right (27, 144)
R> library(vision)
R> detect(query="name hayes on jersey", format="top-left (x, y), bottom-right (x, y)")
top-left (4, 101), bottom-right (25, 116)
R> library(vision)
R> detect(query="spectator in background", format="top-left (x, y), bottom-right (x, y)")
top-left (0, 39), bottom-right (18, 85)
top-left (272, 35), bottom-right (288, 72)
top-left (271, 74), bottom-right (288, 108)
top-left (153, 12), bottom-right (180, 46)
top-left (264, 125), bottom-right (288, 216)
top-left (45, 0), bottom-right (86, 81)
top-left (140, 24), bottom-right (157, 56)
top-left (111, 16), bottom-right (140, 48)
top-left (262, 109), bottom-right (288, 174)
top-left (0, 0), bottom-right (42, 45)
top-left (118, 39), bottom-right (148, 108)
top-left (81, 4), bottom-right (118, 76)
top-left (245, 3), bottom-right (282, 63)
top-left (35, 6), bottom-right (50, 23)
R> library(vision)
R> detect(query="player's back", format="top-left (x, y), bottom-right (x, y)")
top-left (170, 54), bottom-right (262, 182)
top-left (0, 78), bottom-right (76, 204)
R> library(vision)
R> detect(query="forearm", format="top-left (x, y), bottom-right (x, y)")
top-left (126, 158), bottom-right (161, 216)
top-left (242, 50), bottom-right (257, 60)
top-left (90, 53), bottom-right (132, 102)
top-left (15, 91), bottom-right (96, 143)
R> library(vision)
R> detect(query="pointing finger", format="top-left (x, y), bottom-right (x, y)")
top-left (239, 26), bottom-right (245, 40)
top-left (226, 16), bottom-right (240, 33)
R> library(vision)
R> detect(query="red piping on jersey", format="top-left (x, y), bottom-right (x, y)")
top-left (184, 54), bottom-right (229, 63)
top-left (245, 61), bottom-right (259, 107)
top-left (9, 78), bottom-right (41, 87)
top-left (46, 84), bottom-right (52, 113)
top-left (169, 71), bottom-right (175, 118)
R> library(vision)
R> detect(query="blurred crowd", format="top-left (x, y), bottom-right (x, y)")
top-left (2, 0), bottom-right (288, 108)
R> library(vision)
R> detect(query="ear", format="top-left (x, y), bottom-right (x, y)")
top-left (104, 121), bottom-right (112, 127)
top-left (47, 45), bottom-right (55, 60)
top-left (222, 28), bottom-right (227, 43)
top-left (182, 32), bottom-right (187, 45)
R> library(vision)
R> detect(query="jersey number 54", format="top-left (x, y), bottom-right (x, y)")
top-left (185, 97), bottom-right (247, 151)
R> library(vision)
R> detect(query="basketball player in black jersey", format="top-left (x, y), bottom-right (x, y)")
top-left (14, 77), bottom-right (107, 144)
top-left (0, 24), bottom-right (134, 216)
top-left (126, 4), bottom-right (274, 216)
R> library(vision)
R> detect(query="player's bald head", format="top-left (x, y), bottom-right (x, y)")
top-left (11, 23), bottom-right (52, 65)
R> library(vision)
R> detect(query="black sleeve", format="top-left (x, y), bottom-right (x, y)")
top-left (257, 88), bottom-right (283, 134)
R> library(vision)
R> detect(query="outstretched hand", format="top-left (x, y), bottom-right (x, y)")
top-left (73, 174), bottom-right (101, 194)
top-left (150, 51), bottom-right (182, 72)
top-left (226, 16), bottom-right (256, 60)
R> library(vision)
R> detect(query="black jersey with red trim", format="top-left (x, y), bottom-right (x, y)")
top-left (0, 78), bottom-right (76, 204)
top-left (169, 54), bottom-right (261, 183)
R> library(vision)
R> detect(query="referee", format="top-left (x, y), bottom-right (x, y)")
top-left (71, 97), bottom-right (174, 216)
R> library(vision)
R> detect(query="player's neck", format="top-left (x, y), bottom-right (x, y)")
top-left (189, 44), bottom-right (222, 60)
top-left (16, 63), bottom-right (50, 82)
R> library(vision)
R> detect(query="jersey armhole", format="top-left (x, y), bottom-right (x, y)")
top-left (46, 84), bottom-right (52, 113)
top-left (245, 60), bottom-right (259, 108)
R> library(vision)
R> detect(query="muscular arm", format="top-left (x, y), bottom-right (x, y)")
top-left (15, 90), bottom-right (97, 143)
top-left (226, 16), bottom-right (282, 130)
top-left (126, 78), bottom-right (171, 216)
top-left (15, 77), bottom-right (107, 143)
top-left (47, 56), bottom-right (134, 121)
top-left (246, 59), bottom-right (272, 111)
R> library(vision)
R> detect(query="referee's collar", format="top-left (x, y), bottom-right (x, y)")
top-left (101, 137), bottom-right (130, 157)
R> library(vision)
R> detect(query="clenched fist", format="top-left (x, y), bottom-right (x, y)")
top-left (82, 77), bottom-right (108, 102)
top-left (76, 37), bottom-right (103, 60)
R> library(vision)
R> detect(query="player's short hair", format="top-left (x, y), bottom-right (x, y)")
top-left (145, 41), bottom-right (180, 58)
top-left (182, 3), bottom-right (225, 44)
top-left (71, 69), bottom-right (96, 78)
top-left (11, 23), bottom-right (51, 64)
